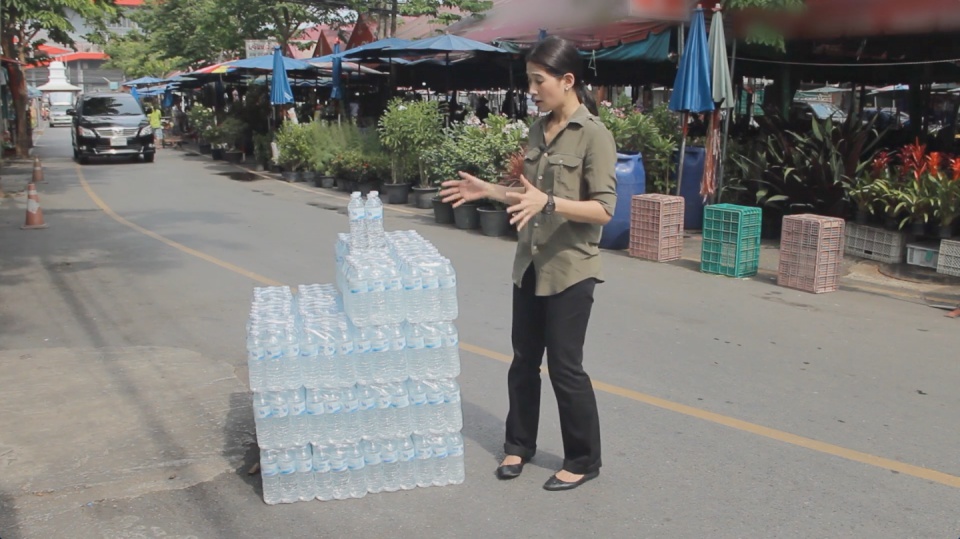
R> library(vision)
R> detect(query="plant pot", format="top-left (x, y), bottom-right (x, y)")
top-left (478, 206), bottom-right (511, 237)
top-left (269, 163), bottom-right (282, 173)
top-left (911, 221), bottom-right (927, 237)
top-left (855, 207), bottom-right (870, 225)
top-left (383, 182), bottom-right (412, 204)
top-left (317, 176), bottom-right (336, 189)
top-left (198, 142), bottom-right (212, 154)
top-left (453, 202), bottom-right (481, 230)
top-left (211, 147), bottom-right (225, 160)
top-left (883, 215), bottom-right (900, 231)
top-left (412, 187), bottom-right (439, 209)
top-left (223, 150), bottom-right (243, 164)
top-left (939, 224), bottom-right (954, 239)
top-left (357, 180), bottom-right (378, 197)
top-left (433, 197), bottom-right (455, 224)
top-left (282, 171), bottom-right (301, 182)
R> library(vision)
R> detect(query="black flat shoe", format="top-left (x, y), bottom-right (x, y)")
top-left (495, 459), bottom-right (526, 480)
top-left (542, 470), bottom-right (599, 491)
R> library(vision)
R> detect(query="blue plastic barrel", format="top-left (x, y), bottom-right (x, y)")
top-left (599, 153), bottom-right (647, 250)
top-left (674, 147), bottom-right (706, 231)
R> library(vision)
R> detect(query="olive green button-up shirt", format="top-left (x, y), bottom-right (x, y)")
top-left (512, 104), bottom-right (618, 296)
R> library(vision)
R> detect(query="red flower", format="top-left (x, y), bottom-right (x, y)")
top-left (950, 156), bottom-right (960, 182)
top-left (871, 151), bottom-right (891, 177)
top-left (927, 152), bottom-right (943, 177)
top-left (900, 139), bottom-right (927, 182)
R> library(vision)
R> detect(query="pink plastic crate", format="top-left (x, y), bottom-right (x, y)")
top-left (629, 194), bottom-right (685, 262)
top-left (777, 214), bottom-right (845, 293)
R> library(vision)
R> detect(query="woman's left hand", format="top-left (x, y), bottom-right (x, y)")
top-left (505, 175), bottom-right (549, 231)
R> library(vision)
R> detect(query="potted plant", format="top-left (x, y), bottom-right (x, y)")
top-left (187, 105), bottom-right (215, 153)
top-left (933, 156), bottom-right (960, 238)
top-left (379, 99), bottom-right (445, 205)
top-left (306, 123), bottom-right (338, 188)
top-left (275, 123), bottom-right (310, 182)
top-left (220, 117), bottom-right (248, 164)
top-left (253, 133), bottom-right (273, 171)
top-left (203, 124), bottom-right (227, 160)
top-left (478, 152), bottom-right (524, 237)
top-left (846, 151), bottom-right (889, 224)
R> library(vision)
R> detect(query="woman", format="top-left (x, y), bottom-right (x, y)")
top-left (440, 36), bottom-right (617, 492)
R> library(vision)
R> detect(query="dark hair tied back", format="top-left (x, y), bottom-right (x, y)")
top-left (525, 36), bottom-right (598, 116)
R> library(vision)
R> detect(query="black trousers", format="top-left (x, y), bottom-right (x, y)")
top-left (504, 265), bottom-right (602, 475)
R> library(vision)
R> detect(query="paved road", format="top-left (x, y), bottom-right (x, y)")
top-left (1, 126), bottom-right (958, 539)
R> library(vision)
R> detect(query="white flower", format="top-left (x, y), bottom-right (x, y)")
top-left (397, 105), bottom-right (407, 111)
top-left (466, 114), bottom-right (481, 126)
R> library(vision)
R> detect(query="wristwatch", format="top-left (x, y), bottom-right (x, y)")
top-left (542, 192), bottom-right (556, 215)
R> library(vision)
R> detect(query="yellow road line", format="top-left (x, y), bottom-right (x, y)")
top-left (76, 164), bottom-right (960, 490)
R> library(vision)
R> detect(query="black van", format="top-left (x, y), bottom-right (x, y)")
top-left (70, 92), bottom-right (156, 164)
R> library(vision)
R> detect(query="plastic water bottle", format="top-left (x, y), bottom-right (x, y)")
top-left (437, 321), bottom-right (461, 379)
top-left (361, 439), bottom-right (384, 494)
top-left (423, 381), bottom-right (446, 434)
top-left (334, 325), bottom-right (356, 387)
top-left (368, 326), bottom-right (390, 383)
top-left (282, 327), bottom-right (302, 389)
top-left (260, 449), bottom-right (281, 505)
top-left (270, 391), bottom-right (291, 448)
top-left (373, 384), bottom-right (394, 439)
top-left (407, 380), bottom-right (428, 434)
top-left (367, 264), bottom-right (387, 326)
top-left (253, 392), bottom-right (274, 449)
top-left (380, 438), bottom-right (401, 492)
top-left (305, 389), bottom-right (325, 445)
top-left (401, 261), bottom-right (423, 323)
top-left (422, 323), bottom-right (444, 379)
top-left (298, 328), bottom-right (320, 388)
top-left (386, 325), bottom-right (407, 382)
top-left (446, 433), bottom-right (465, 485)
top-left (365, 191), bottom-right (386, 250)
top-left (312, 444), bottom-right (334, 501)
top-left (348, 192), bottom-right (368, 251)
top-left (398, 436), bottom-right (417, 490)
top-left (345, 443), bottom-right (367, 498)
top-left (247, 335), bottom-right (266, 392)
top-left (405, 324), bottom-right (426, 380)
top-left (384, 263), bottom-right (404, 323)
top-left (438, 258), bottom-right (458, 320)
top-left (341, 386), bottom-right (360, 443)
top-left (391, 382), bottom-right (412, 437)
top-left (329, 445), bottom-right (350, 500)
top-left (430, 434), bottom-right (449, 486)
top-left (295, 445), bottom-right (315, 501)
top-left (439, 379), bottom-right (463, 432)
top-left (353, 327), bottom-right (374, 385)
top-left (356, 384), bottom-right (378, 439)
top-left (420, 261), bottom-right (441, 322)
top-left (264, 331), bottom-right (284, 390)
top-left (321, 389), bottom-right (343, 444)
top-left (288, 388), bottom-right (308, 447)
top-left (312, 328), bottom-right (339, 389)
top-left (412, 435), bottom-right (434, 488)
top-left (346, 262), bottom-right (369, 327)
top-left (278, 449), bottom-right (299, 503)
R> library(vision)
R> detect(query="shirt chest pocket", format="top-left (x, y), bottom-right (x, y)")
top-left (546, 153), bottom-right (584, 200)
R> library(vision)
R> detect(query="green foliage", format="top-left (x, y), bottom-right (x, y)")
top-left (597, 102), bottom-right (678, 194)
top-left (102, 30), bottom-right (186, 78)
top-left (725, 0), bottom-right (806, 51)
top-left (218, 117), bottom-right (248, 150)
top-left (187, 105), bottom-right (216, 134)
top-left (275, 122), bottom-right (314, 171)
top-left (396, 0), bottom-right (493, 26)
top-left (421, 115), bottom-right (528, 188)
top-left (253, 133), bottom-right (273, 166)
top-left (2, 0), bottom-right (119, 56)
top-left (378, 99), bottom-right (445, 184)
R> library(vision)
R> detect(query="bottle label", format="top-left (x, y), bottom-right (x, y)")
top-left (290, 401), bottom-right (306, 416)
top-left (439, 276), bottom-right (457, 288)
top-left (297, 459), bottom-right (313, 473)
top-left (348, 279), bottom-right (367, 294)
top-left (424, 336), bottom-right (442, 349)
top-left (433, 448), bottom-right (448, 459)
top-left (299, 345), bottom-right (318, 358)
top-left (279, 461), bottom-right (296, 474)
top-left (381, 452), bottom-right (399, 464)
top-left (410, 394), bottom-right (427, 406)
top-left (370, 279), bottom-right (386, 292)
top-left (400, 448), bottom-right (415, 461)
top-left (392, 395), bottom-right (411, 408)
top-left (342, 400), bottom-right (359, 413)
top-left (330, 462), bottom-right (348, 473)
top-left (371, 339), bottom-right (389, 353)
top-left (313, 460), bottom-right (331, 473)
top-left (387, 278), bottom-right (402, 291)
top-left (324, 402), bottom-right (342, 415)
top-left (271, 403), bottom-right (289, 417)
top-left (448, 446), bottom-right (464, 457)
top-left (359, 398), bottom-right (376, 411)
top-left (255, 404), bottom-right (272, 419)
top-left (403, 278), bottom-right (422, 291)
top-left (367, 207), bottom-right (383, 219)
top-left (306, 402), bottom-right (324, 415)
top-left (261, 461), bottom-right (280, 476)
top-left (355, 340), bottom-right (372, 354)
top-left (423, 278), bottom-right (440, 290)
top-left (391, 337), bottom-right (406, 351)
top-left (340, 341), bottom-right (354, 356)
top-left (364, 455), bottom-right (382, 466)
top-left (442, 334), bottom-right (459, 348)
top-left (378, 395), bottom-right (392, 409)
top-left (407, 337), bottom-right (424, 349)
top-left (415, 448), bottom-right (432, 459)
top-left (322, 343), bottom-right (337, 357)
top-left (348, 207), bottom-right (365, 221)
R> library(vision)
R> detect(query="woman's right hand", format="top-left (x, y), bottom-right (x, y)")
top-left (439, 172), bottom-right (490, 208)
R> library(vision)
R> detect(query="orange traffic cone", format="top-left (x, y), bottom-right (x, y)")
top-left (21, 182), bottom-right (48, 229)
top-left (32, 157), bottom-right (44, 183)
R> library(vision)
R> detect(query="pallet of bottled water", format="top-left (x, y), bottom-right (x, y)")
top-left (247, 191), bottom-right (465, 505)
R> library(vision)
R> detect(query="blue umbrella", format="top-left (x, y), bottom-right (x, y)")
top-left (162, 86), bottom-right (174, 108)
top-left (669, 6), bottom-right (714, 197)
top-left (270, 46), bottom-right (294, 106)
top-left (130, 86), bottom-right (141, 102)
top-left (331, 42), bottom-right (343, 102)
top-left (123, 76), bottom-right (164, 87)
top-left (339, 37), bottom-right (411, 60)
top-left (224, 52), bottom-right (316, 73)
top-left (374, 34), bottom-right (507, 92)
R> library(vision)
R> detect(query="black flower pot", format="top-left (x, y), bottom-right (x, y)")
top-left (453, 202), bottom-right (481, 230)
top-left (855, 208), bottom-right (870, 225)
top-left (939, 224), bottom-right (955, 239)
top-left (198, 142), bottom-right (212, 154)
top-left (478, 206), bottom-right (511, 237)
top-left (433, 197), bottom-right (454, 224)
top-left (281, 171), bottom-right (301, 182)
top-left (383, 182), bottom-right (412, 204)
top-left (301, 171), bottom-right (318, 184)
top-left (412, 187), bottom-right (439, 209)
top-left (911, 221), bottom-right (927, 237)
top-left (211, 147), bottom-right (225, 160)
top-left (223, 150), bottom-right (243, 164)
top-left (319, 176), bottom-right (336, 189)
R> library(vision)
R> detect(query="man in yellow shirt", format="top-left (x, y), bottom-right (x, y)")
top-left (147, 106), bottom-right (163, 147)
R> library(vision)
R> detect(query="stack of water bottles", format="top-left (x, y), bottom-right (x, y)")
top-left (248, 191), bottom-right (464, 505)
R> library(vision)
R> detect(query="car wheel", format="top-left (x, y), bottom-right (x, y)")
top-left (78, 155), bottom-right (90, 165)
top-left (143, 153), bottom-right (155, 163)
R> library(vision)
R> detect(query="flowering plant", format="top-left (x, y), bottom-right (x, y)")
top-left (378, 98), bottom-right (444, 185)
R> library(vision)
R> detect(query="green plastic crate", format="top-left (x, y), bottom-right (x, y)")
top-left (701, 204), bottom-right (762, 277)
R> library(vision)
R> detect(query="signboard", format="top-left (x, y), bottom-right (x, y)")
top-left (245, 39), bottom-right (279, 59)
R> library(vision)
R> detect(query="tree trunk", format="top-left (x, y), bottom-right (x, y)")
top-left (2, 31), bottom-right (30, 158)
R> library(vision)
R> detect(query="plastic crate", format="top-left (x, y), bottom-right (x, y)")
top-left (936, 239), bottom-right (960, 277)
top-left (700, 205), bottom-right (762, 277)
top-left (777, 215), bottom-right (845, 293)
top-left (906, 243), bottom-right (940, 269)
top-left (629, 194), bottom-right (685, 262)
top-left (844, 223), bottom-right (906, 264)
top-left (781, 215), bottom-right (845, 254)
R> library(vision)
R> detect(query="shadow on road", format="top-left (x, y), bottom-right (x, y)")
top-left (0, 491), bottom-right (22, 539)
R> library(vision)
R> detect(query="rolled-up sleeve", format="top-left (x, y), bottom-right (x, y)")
top-left (582, 126), bottom-right (618, 216)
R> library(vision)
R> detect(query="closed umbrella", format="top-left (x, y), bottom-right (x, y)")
top-left (669, 6), bottom-right (714, 197)
top-left (703, 4), bottom-right (735, 201)
top-left (270, 46), bottom-right (295, 106)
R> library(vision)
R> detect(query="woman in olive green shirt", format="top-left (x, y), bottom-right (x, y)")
top-left (440, 36), bottom-right (617, 492)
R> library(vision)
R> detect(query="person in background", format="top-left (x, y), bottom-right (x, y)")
top-left (146, 105), bottom-right (163, 147)
top-left (476, 96), bottom-right (491, 122)
top-left (439, 35), bottom-right (615, 492)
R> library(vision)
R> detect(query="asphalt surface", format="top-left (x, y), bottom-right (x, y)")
top-left (0, 126), bottom-right (958, 539)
